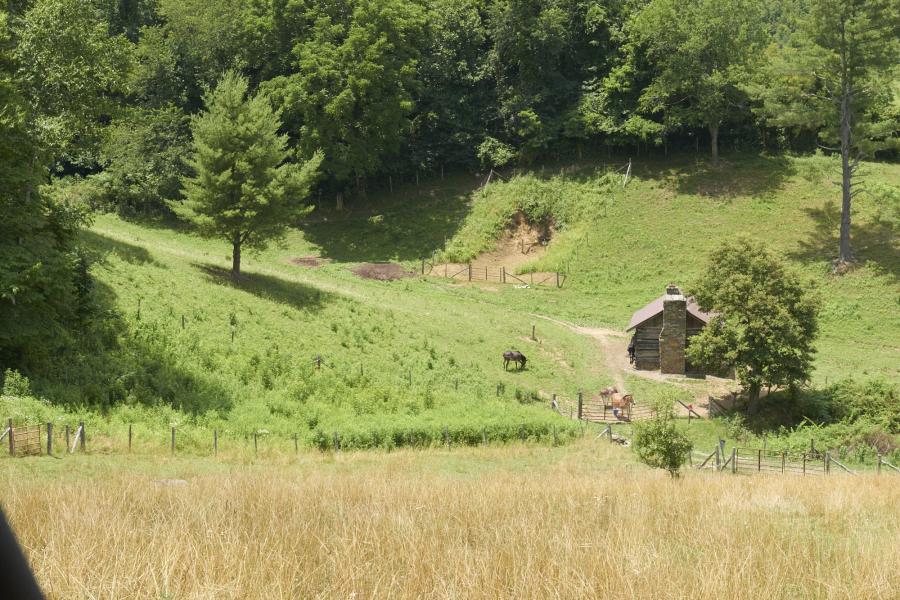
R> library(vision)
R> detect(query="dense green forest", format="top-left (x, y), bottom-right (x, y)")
top-left (1, 0), bottom-right (898, 415)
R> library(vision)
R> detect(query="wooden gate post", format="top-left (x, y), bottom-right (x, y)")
top-left (468, 263), bottom-right (472, 281)
top-left (501, 266), bottom-right (506, 283)
top-left (731, 447), bottom-right (737, 474)
top-left (758, 449), bottom-right (762, 472)
top-left (46, 422), bottom-right (52, 455)
top-left (577, 391), bottom-right (583, 420)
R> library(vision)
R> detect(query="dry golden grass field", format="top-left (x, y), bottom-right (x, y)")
top-left (2, 441), bottom-right (899, 600)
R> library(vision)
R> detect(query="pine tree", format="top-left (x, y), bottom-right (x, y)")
top-left (183, 70), bottom-right (322, 275)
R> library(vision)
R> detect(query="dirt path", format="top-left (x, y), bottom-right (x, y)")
top-left (532, 314), bottom-right (736, 416)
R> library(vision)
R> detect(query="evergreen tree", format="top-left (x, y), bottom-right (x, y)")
top-left (183, 70), bottom-right (322, 275)
top-left (750, 0), bottom-right (900, 267)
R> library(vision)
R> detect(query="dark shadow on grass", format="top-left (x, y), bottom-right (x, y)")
top-left (195, 264), bottom-right (332, 312)
top-left (81, 230), bottom-right (161, 267)
top-left (639, 153), bottom-right (797, 199)
top-left (300, 175), bottom-right (477, 262)
top-left (29, 279), bottom-right (235, 416)
top-left (789, 200), bottom-right (898, 283)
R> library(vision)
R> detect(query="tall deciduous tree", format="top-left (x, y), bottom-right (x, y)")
top-left (631, 0), bottom-right (766, 164)
top-left (0, 11), bottom-right (91, 364)
top-left (270, 0), bottom-right (425, 210)
top-left (183, 70), bottom-right (322, 275)
top-left (750, 0), bottom-right (900, 267)
top-left (16, 0), bottom-right (131, 164)
top-left (687, 238), bottom-right (820, 411)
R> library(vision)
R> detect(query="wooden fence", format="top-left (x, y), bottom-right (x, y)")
top-left (422, 261), bottom-right (565, 288)
top-left (548, 391), bottom-right (656, 423)
top-left (689, 444), bottom-right (895, 476)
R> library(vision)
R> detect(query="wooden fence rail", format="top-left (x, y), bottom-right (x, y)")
top-left (426, 261), bottom-right (564, 288)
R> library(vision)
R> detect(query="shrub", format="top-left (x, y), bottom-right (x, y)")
top-left (632, 405), bottom-right (693, 478)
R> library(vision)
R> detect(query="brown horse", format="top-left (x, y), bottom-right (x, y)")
top-left (503, 351), bottom-right (527, 371)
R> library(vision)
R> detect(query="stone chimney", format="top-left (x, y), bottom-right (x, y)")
top-left (659, 284), bottom-right (686, 374)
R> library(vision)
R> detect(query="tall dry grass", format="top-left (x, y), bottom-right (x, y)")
top-left (2, 448), bottom-right (899, 599)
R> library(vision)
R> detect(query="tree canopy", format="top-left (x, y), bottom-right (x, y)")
top-left (183, 70), bottom-right (322, 275)
top-left (686, 238), bottom-right (821, 410)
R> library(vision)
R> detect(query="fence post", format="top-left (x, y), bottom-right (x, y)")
top-left (825, 452), bottom-right (830, 474)
top-left (607, 423), bottom-right (613, 442)
top-left (46, 422), bottom-right (52, 455)
top-left (214, 430), bottom-right (218, 456)
top-left (714, 445), bottom-right (721, 470)
top-left (294, 434), bottom-right (298, 453)
top-left (758, 448), bottom-right (762, 472)
top-left (501, 266), bottom-right (506, 283)
top-left (556, 272), bottom-right (560, 288)
top-left (531, 324), bottom-right (536, 340)
top-left (731, 448), bottom-right (737, 474)
top-left (80, 421), bottom-right (85, 452)
top-left (468, 263), bottom-right (472, 281)
top-left (577, 391), bottom-right (583, 420)
top-left (65, 425), bottom-right (70, 454)
top-left (803, 454), bottom-right (807, 475)
top-left (7, 418), bottom-right (13, 456)
top-left (171, 427), bottom-right (176, 454)
top-left (782, 451), bottom-right (786, 474)
top-left (421, 259), bottom-right (425, 275)
top-left (128, 424), bottom-right (132, 453)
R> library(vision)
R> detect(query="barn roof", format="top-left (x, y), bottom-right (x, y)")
top-left (626, 295), bottom-right (713, 331)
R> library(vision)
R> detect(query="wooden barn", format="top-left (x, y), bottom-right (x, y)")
top-left (626, 284), bottom-right (712, 375)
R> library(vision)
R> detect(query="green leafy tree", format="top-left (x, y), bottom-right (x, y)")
top-left (687, 238), bottom-right (820, 411)
top-left (183, 70), bottom-right (322, 275)
top-left (630, 0), bottom-right (766, 164)
top-left (274, 0), bottom-right (425, 210)
top-left (16, 0), bottom-right (131, 163)
top-left (0, 11), bottom-right (92, 365)
top-left (95, 106), bottom-right (191, 216)
top-left (749, 0), bottom-right (900, 266)
top-left (632, 396), bottom-right (693, 478)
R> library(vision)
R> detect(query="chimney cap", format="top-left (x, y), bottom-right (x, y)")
top-left (666, 283), bottom-right (681, 295)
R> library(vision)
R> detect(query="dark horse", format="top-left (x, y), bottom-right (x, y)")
top-left (503, 351), bottom-right (527, 371)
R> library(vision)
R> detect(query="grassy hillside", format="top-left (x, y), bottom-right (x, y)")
top-left (438, 153), bottom-right (900, 384)
top-left (7, 152), bottom-right (898, 450)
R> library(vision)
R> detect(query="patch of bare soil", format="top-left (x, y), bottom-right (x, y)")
top-left (352, 262), bottom-right (416, 281)
top-left (288, 256), bottom-right (329, 268)
top-left (433, 212), bottom-right (560, 284)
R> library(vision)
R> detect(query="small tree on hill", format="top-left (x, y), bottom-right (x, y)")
top-left (687, 238), bottom-right (820, 412)
top-left (632, 394), bottom-right (693, 478)
top-left (183, 70), bottom-right (322, 275)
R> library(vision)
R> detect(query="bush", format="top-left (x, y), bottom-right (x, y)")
top-left (632, 408), bottom-right (693, 478)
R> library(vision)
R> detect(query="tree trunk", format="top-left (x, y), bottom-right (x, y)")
top-left (838, 83), bottom-right (854, 264)
top-left (747, 382), bottom-right (762, 414)
top-left (231, 237), bottom-right (241, 276)
top-left (709, 124), bottom-right (719, 166)
top-left (335, 191), bottom-right (344, 211)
